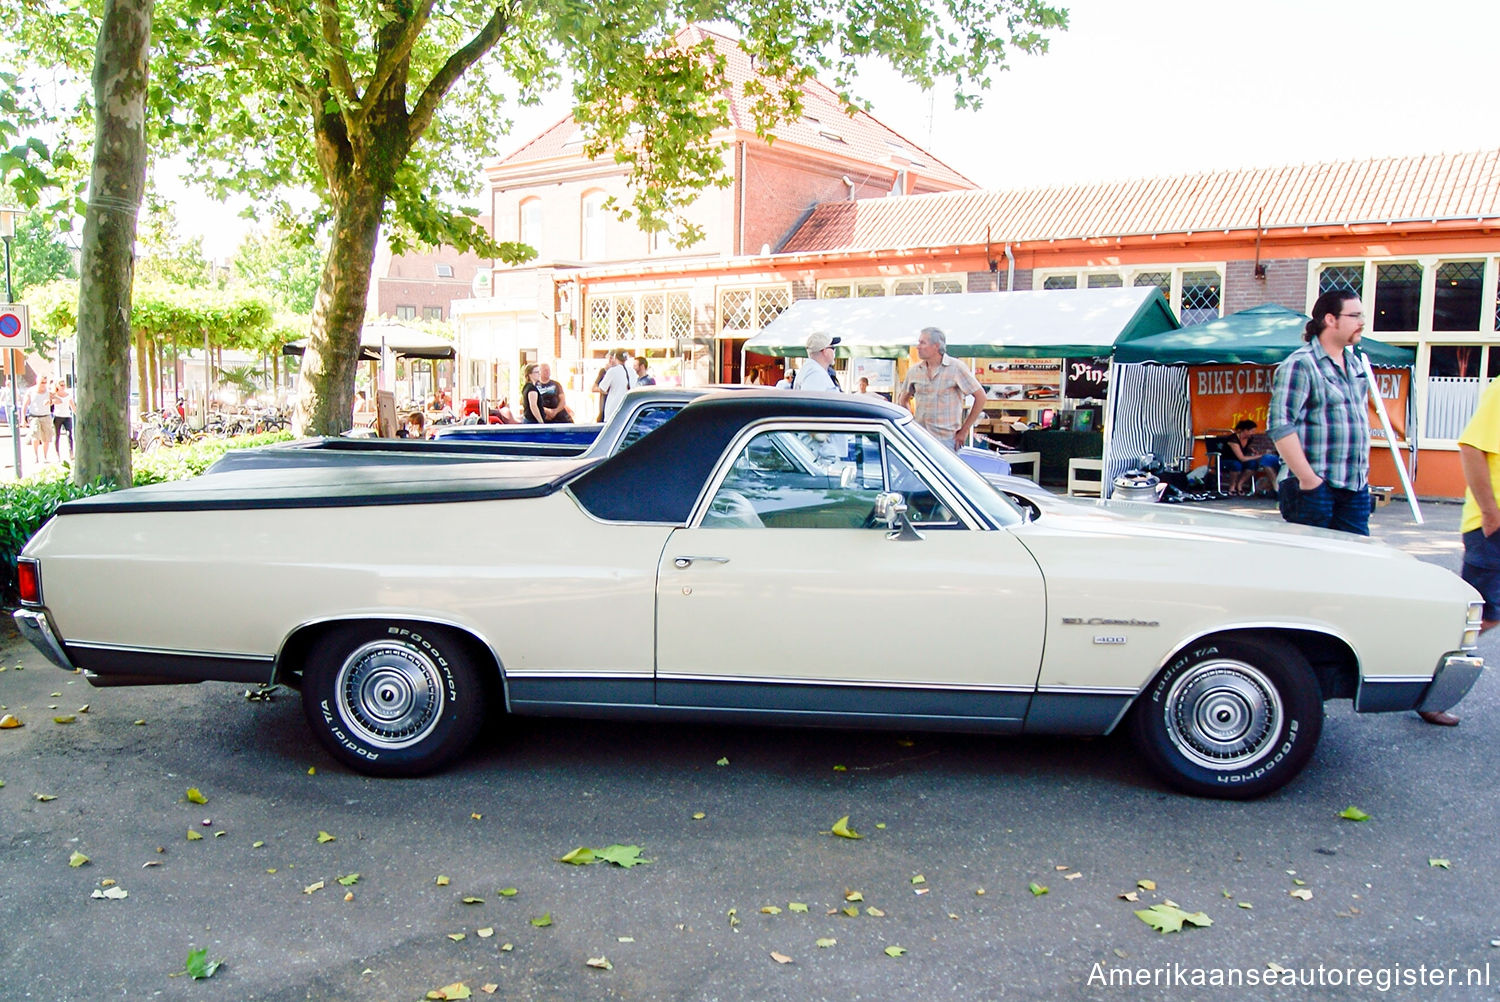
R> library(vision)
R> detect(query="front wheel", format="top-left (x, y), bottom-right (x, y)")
top-left (1128, 637), bottom-right (1322, 799)
top-left (300, 622), bottom-right (489, 777)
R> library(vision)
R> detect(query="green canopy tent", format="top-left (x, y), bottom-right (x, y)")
top-left (1105, 303), bottom-right (1419, 514)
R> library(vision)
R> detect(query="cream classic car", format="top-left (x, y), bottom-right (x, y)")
top-left (13, 392), bottom-right (1484, 798)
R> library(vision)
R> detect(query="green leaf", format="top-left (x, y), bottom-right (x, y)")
top-left (788, 902), bottom-right (809, 913)
top-left (186, 787), bottom-right (208, 805)
top-left (830, 816), bottom-right (862, 839)
top-left (462, 896), bottom-right (484, 904)
top-left (716, 757), bottom-right (729, 767)
top-left (1028, 882), bottom-right (1048, 896)
top-left (559, 847), bottom-right (597, 865)
top-left (593, 844), bottom-right (648, 868)
top-left (316, 830), bottom-right (336, 843)
top-left (1135, 903), bottom-right (1213, 934)
top-left (530, 913), bottom-right (552, 927)
top-left (760, 905), bottom-right (781, 914)
top-left (816, 937), bottom-right (836, 948)
top-left (884, 946), bottom-right (906, 957)
top-left (184, 947), bottom-right (222, 980)
top-left (336, 873), bottom-right (359, 886)
top-left (1429, 858), bottom-right (1451, 869)
top-left (498, 887), bottom-right (519, 897)
top-left (68, 851), bottom-right (89, 867)
top-left (1338, 806), bottom-right (1370, 822)
top-left (186, 830), bottom-right (203, 841)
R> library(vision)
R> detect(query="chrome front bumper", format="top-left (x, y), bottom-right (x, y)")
top-left (1418, 654), bottom-right (1484, 713)
top-left (13, 608), bottom-right (77, 672)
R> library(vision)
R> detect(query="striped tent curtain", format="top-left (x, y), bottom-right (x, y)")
top-left (1108, 364), bottom-right (1192, 483)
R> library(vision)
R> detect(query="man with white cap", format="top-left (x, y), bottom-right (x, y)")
top-left (794, 332), bottom-right (842, 392)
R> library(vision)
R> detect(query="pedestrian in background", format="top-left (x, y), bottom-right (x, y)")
top-left (897, 326), bottom-right (983, 450)
top-left (1268, 289), bottom-right (1372, 535)
top-left (634, 356), bottom-right (656, 386)
top-left (794, 332), bottom-right (841, 392)
top-left (24, 376), bottom-right (55, 465)
top-left (599, 349), bottom-right (636, 420)
top-left (536, 363), bottom-right (571, 423)
top-left (50, 380), bottom-right (74, 458)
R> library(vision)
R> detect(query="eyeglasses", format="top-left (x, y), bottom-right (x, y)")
top-left (1337, 312), bottom-right (1365, 320)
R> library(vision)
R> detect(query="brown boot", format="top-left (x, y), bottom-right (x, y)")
top-left (1418, 710), bottom-right (1460, 726)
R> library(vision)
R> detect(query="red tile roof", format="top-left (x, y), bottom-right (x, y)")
top-left (780, 149), bottom-right (1500, 253)
top-left (495, 26), bottom-right (971, 189)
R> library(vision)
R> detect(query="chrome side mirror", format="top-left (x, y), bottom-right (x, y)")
top-left (874, 491), bottom-right (923, 541)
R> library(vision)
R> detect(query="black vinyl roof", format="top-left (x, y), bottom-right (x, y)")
top-left (569, 390), bottom-right (906, 523)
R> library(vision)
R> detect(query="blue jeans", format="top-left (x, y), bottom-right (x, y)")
top-left (1277, 479), bottom-right (1370, 536)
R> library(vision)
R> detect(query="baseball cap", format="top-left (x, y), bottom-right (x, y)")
top-left (805, 332), bottom-right (842, 353)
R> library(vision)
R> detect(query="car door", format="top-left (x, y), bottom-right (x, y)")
top-left (654, 423), bottom-right (1046, 728)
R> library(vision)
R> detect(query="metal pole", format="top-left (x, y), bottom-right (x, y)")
top-left (3, 234), bottom-right (21, 478)
top-left (1360, 350), bottom-right (1422, 524)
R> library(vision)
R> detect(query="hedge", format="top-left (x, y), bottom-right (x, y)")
top-left (0, 430), bottom-right (294, 604)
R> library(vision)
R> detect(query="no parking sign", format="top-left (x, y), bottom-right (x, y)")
top-left (0, 304), bottom-right (29, 350)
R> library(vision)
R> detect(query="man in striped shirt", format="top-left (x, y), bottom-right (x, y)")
top-left (1268, 289), bottom-right (1372, 536)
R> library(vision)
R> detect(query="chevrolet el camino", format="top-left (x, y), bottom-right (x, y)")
top-left (14, 392), bottom-right (1483, 798)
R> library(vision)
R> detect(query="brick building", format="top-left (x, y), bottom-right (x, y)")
top-left (370, 221), bottom-right (493, 323)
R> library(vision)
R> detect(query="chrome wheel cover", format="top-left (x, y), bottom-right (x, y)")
top-left (1163, 660), bottom-right (1282, 771)
top-left (335, 640), bottom-right (445, 750)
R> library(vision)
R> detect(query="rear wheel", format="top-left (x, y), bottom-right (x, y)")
top-left (300, 622), bottom-right (488, 777)
top-left (1129, 637), bottom-right (1322, 799)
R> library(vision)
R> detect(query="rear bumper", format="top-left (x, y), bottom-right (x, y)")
top-left (13, 608), bottom-right (77, 672)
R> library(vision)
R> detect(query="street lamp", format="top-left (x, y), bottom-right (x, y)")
top-left (0, 207), bottom-right (21, 477)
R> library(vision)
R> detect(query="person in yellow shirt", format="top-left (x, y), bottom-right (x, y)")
top-left (1441, 378), bottom-right (1500, 726)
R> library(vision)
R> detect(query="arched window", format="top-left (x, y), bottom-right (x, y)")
top-left (519, 198), bottom-right (542, 252)
top-left (581, 190), bottom-right (606, 260)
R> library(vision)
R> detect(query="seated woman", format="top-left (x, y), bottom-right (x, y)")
top-left (1221, 419), bottom-right (1281, 496)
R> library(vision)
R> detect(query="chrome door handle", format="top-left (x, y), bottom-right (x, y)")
top-left (673, 555), bottom-right (730, 568)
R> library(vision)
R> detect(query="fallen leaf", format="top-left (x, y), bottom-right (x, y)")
top-left (316, 831), bottom-right (336, 844)
top-left (788, 902), bottom-right (809, 913)
top-left (1135, 903), bottom-right (1212, 934)
top-left (586, 956), bottom-right (613, 970)
top-left (1065, 872), bottom-right (1082, 881)
top-left (716, 757), bottom-right (729, 766)
top-left (497, 887), bottom-right (518, 897)
top-left (141, 861), bottom-right (161, 868)
top-left (830, 816), bottom-right (862, 840)
top-left (844, 890), bottom-right (864, 902)
top-left (975, 888), bottom-right (985, 896)
top-left (1292, 878), bottom-right (1307, 886)
top-left (34, 793), bottom-right (55, 802)
top-left (593, 845), bottom-right (648, 868)
top-left (52, 715), bottom-right (76, 724)
top-left (691, 812), bottom-right (706, 820)
top-left (865, 906), bottom-right (885, 917)
top-left (816, 938), bottom-right (836, 948)
top-left (343, 892), bottom-right (353, 902)
top-left (186, 830), bottom-right (203, 841)
top-left (470, 813), bottom-right (482, 821)
top-left (770, 952), bottom-right (792, 965)
top-left (91, 886), bottom-right (128, 899)
top-left (101, 878), bottom-right (116, 887)
top-left (337, 873), bottom-right (359, 886)
top-left (1289, 889), bottom-right (1313, 901)
top-left (76, 705), bottom-right (88, 713)
top-left (436, 875), bottom-right (451, 886)
top-left (68, 851), bottom-right (89, 868)
top-left (1238, 902), bottom-right (1253, 909)
top-left (884, 946), bottom-right (907, 958)
top-left (426, 982), bottom-right (471, 1000)
top-left (480, 984), bottom-right (498, 993)
top-left (761, 905), bottom-right (782, 914)
top-left (1029, 882), bottom-right (1048, 897)
top-left (617, 936), bottom-right (634, 943)
top-left (462, 897), bottom-right (484, 905)
top-left (501, 943), bottom-right (513, 952)
top-left (875, 823), bottom-right (887, 829)
top-left (447, 933), bottom-right (466, 942)
top-left (303, 880), bottom-right (324, 894)
top-left (184, 947), bottom-right (222, 980)
top-left (1429, 858), bottom-right (1451, 869)
top-left (477, 927), bottom-right (494, 938)
top-left (252, 841), bottom-right (265, 848)
top-left (133, 720), bottom-right (146, 726)
top-left (530, 913), bottom-right (552, 927)
top-left (841, 906), bottom-right (859, 917)
top-left (307, 767), bottom-right (315, 775)
top-left (186, 788), bottom-right (208, 805)
top-left (833, 764), bottom-right (847, 771)
top-left (559, 847), bottom-right (596, 866)
top-left (911, 874), bottom-right (926, 885)
top-left (1338, 806), bottom-right (1370, 822)
top-left (1118, 891), bottom-right (1140, 902)
top-left (1137, 878), bottom-right (1157, 891)
top-left (1055, 865), bottom-right (1070, 871)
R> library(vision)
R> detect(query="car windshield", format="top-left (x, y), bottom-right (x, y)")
top-left (898, 418), bottom-right (1024, 527)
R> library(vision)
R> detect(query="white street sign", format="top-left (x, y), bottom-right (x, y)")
top-left (0, 304), bottom-right (30, 350)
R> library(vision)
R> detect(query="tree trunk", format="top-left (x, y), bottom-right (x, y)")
top-left (134, 331), bottom-right (149, 416)
top-left (74, 0), bottom-right (153, 486)
top-left (294, 184), bottom-right (385, 437)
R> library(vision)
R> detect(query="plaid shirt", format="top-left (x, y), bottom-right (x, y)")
top-left (900, 355), bottom-right (983, 445)
top-left (1267, 341), bottom-right (1370, 490)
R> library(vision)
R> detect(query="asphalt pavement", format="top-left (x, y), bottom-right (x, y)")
top-left (0, 496), bottom-right (1494, 1002)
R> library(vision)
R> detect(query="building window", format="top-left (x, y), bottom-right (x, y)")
top-left (423, 306), bottom-right (444, 321)
top-left (1087, 273), bottom-right (1123, 289)
top-left (396, 305), bottom-right (417, 320)
top-left (586, 290), bottom-right (692, 344)
top-left (581, 190), bottom-right (606, 260)
top-left (718, 285), bottom-right (791, 338)
top-left (1318, 264), bottom-right (1364, 297)
top-left (1133, 271), bottom-right (1172, 300)
top-left (435, 264), bottom-right (454, 278)
top-left (1434, 261), bottom-right (1485, 331)
top-left (1373, 262), bottom-right (1422, 332)
top-left (1180, 270), bottom-right (1222, 326)
top-left (519, 198), bottom-right (542, 251)
top-left (819, 276), bottom-right (966, 298)
top-left (1043, 275), bottom-right (1077, 290)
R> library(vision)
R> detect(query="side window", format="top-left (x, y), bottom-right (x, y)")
top-left (701, 429), bottom-right (959, 529)
top-left (616, 405), bottom-right (682, 452)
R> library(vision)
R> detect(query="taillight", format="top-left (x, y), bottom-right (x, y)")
top-left (16, 558), bottom-right (41, 605)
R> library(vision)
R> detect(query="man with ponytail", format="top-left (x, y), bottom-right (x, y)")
top-left (1267, 289), bottom-right (1373, 536)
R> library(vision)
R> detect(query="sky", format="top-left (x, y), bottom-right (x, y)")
top-left (181, 0), bottom-right (1500, 258)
